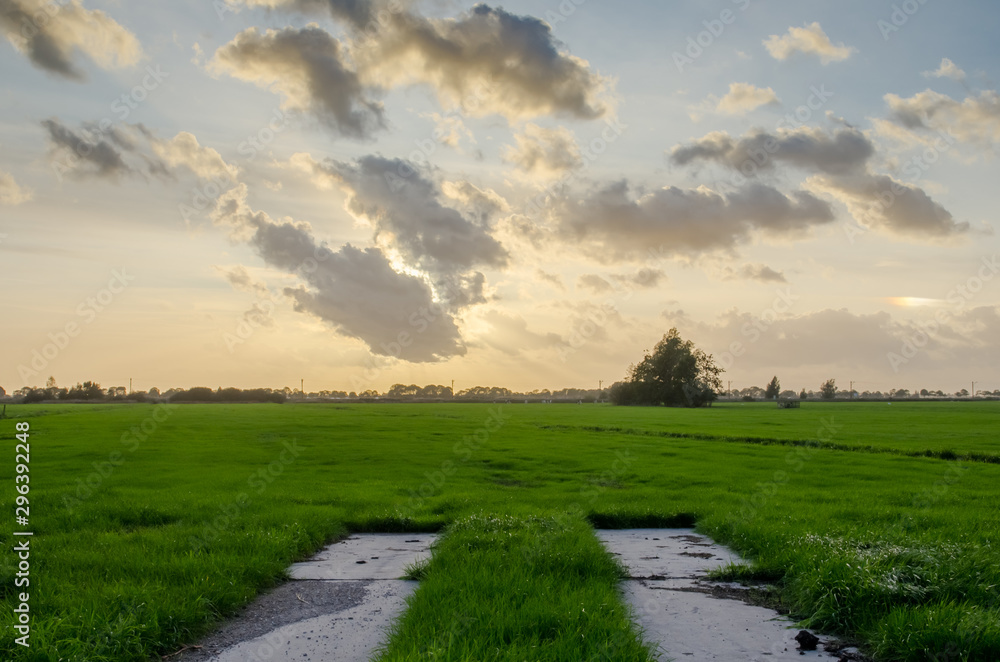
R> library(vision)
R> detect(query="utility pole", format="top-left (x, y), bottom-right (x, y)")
top-left (972, 381), bottom-right (976, 398)
top-left (451, 379), bottom-right (455, 397)
top-left (727, 380), bottom-right (732, 398)
top-left (599, 379), bottom-right (603, 391)
top-left (849, 381), bottom-right (854, 399)
top-left (301, 378), bottom-right (304, 396)
top-left (129, 378), bottom-right (132, 394)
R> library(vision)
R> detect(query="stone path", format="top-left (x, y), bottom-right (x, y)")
top-left (597, 529), bottom-right (845, 661)
top-left (177, 533), bottom-right (435, 662)
top-left (180, 528), bottom-right (862, 661)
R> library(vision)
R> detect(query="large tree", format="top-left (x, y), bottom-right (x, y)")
top-left (610, 328), bottom-right (723, 407)
top-left (765, 376), bottom-right (781, 400)
top-left (820, 379), bottom-right (837, 399)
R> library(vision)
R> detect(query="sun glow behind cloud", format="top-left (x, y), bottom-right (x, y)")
top-left (886, 297), bottom-right (945, 308)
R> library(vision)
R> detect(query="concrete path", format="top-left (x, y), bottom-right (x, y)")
top-left (178, 533), bottom-right (435, 662)
top-left (598, 529), bottom-right (844, 661)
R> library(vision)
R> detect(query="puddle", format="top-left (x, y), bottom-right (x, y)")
top-left (598, 529), bottom-right (846, 661)
top-left (176, 533), bottom-right (435, 662)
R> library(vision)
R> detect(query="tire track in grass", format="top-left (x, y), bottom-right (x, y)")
top-left (535, 423), bottom-right (1000, 464)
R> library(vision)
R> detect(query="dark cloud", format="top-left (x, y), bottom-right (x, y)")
top-left (212, 184), bottom-right (466, 361)
top-left (42, 120), bottom-right (237, 184)
top-left (209, 26), bottom-right (385, 139)
top-left (42, 118), bottom-right (149, 180)
top-left (0, 0), bottom-right (142, 80)
top-left (809, 173), bottom-right (969, 238)
top-left (228, 0), bottom-right (377, 28)
top-left (555, 181), bottom-right (834, 261)
top-left (353, 3), bottom-right (609, 121)
top-left (670, 126), bottom-right (874, 176)
top-left (298, 154), bottom-right (509, 276)
top-left (224, 2), bottom-right (609, 121)
top-left (670, 125), bottom-right (968, 240)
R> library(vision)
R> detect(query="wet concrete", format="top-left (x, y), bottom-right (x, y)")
top-left (176, 533), bottom-right (435, 662)
top-left (598, 529), bottom-right (841, 661)
top-left (288, 532), bottom-right (435, 580)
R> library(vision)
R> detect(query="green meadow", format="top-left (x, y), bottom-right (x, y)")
top-left (1, 401), bottom-right (999, 661)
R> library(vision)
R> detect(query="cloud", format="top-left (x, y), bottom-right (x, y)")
top-left (0, 171), bottom-right (33, 205)
top-left (554, 181), bottom-right (834, 261)
top-left (421, 112), bottom-right (476, 149)
top-left (223, 0), bottom-right (377, 28)
top-left (883, 89), bottom-right (1000, 145)
top-left (613, 268), bottom-right (667, 289)
top-left (209, 26), bottom-right (385, 139)
top-left (670, 125), bottom-right (965, 240)
top-left (243, 301), bottom-right (276, 328)
top-left (670, 126), bottom-right (875, 176)
top-left (352, 3), bottom-right (610, 121)
top-left (923, 58), bottom-right (966, 82)
top-left (577, 273), bottom-right (613, 294)
top-left (292, 153), bottom-right (509, 277)
top-left (42, 119), bottom-right (164, 180)
top-left (807, 172), bottom-right (969, 239)
top-left (677, 308), bottom-right (905, 373)
top-left (534, 269), bottom-right (564, 290)
top-left (763, 22), bottom-right (854, 64)
top-left (217, 265), bottom-right (270, 298)
top-left (502, 123), bottom-right (582, 178)
top-left (210, 184), bottom-right (466, 361)
top-left (671, 305), bottom-right (1000, 382)
top-left (151, 132), bottom-right (239, 182)
top-left (576, 270), bottom-right (664, 295)
top-left (42, 120), bottom-right (237, 184)
top-left (714, 82), bottom-right (780, 115)
top-left (0, 0), bottom-right (143, 79)
top-left (722, 263), bottom-right (787, 283)
top-left (440, 180), bottom-right (509, 224)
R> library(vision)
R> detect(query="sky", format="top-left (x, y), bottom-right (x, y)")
top-left (1, 0), bottom-right (999, 395)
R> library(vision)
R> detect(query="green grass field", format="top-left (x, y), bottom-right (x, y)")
top-left (1, 401), bottom-right (999, 661)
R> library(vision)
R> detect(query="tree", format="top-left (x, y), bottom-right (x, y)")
top-left (765, 376), bottom-right (781, 400)
top-left (799, 388), bottom-right (808, 400)
top-left (610, 328), bottom-right (723, 407)
top-left (820, 379), bottom-right (837, 399)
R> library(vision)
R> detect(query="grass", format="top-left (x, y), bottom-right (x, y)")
top-left (374, 513), bottom-right (653, 661)
top-left (0, 401), bottom-right (998, 660)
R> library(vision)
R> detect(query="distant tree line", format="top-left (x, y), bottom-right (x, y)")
top-left (4, 373), bottom-right (996, 405)
top-left (6, 379), bottom-right (286, 404)
top-left (723, 376), bottom-right (999, 401)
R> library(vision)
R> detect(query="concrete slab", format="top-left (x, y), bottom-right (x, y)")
top-left (206, 580), bottom-right (416, 662)
top-left (288, 533), bottom-right (435, 580)
top-left (597, 529), bottom-right (741, 579)
top-left (177, 533), bottom-right (437, 662)
top-left (599, 529), bottom-right (839, 661)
